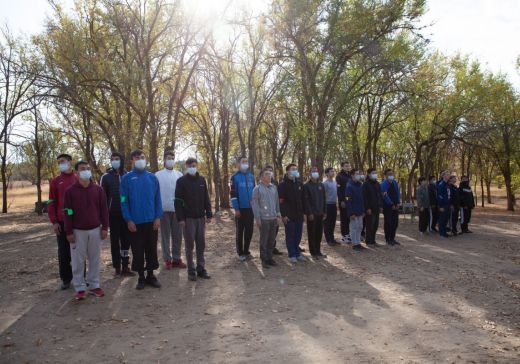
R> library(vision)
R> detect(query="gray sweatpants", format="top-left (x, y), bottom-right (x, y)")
top-left (349, 216), bottom-right (364, 245)
top-left (70, 227), bottom-right (102, 292)
top-left (160, 211), bottom-right (183, 262)
top-left (183, 217), bottom-right (206, 274)
top-left (259, 219), bottom-right (278, 262)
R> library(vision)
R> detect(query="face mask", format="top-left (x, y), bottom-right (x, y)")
top-left (111, 160), bottom-right (121, 170)
top-left (240, 163), bottom-right (249, 172)
top-left (59, 162), bottom-right (70, 173)
top-left (290, 170), bottom-right (300, 179)
top-left (187, 167), bottom-right (197, 175)
top-left (387, 175), bottom-right (395, 181)
top-left (370, 173), bottom-right (377, 180)
top-left (359, 175), bottom-right (365, 182)
top-left (430, 179), bottom-right (436, 184)
top-left (165, 159), bottom-right (175, 169)
top-left (134, 159), bottom-right (147, 170)
top-left (79, 170), bottom-right (92, 180)
top-left (311, 172), bottom-right (320, 180)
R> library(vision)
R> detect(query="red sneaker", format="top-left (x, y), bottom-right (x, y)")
top-left (75, 291), bottom-right (86, 300)
top-left (164, 261), bottom-right (172, 270)
top-left (89, 288), bottom-right (105, 297)
top-left (172, 260), bottom-right (187, 269)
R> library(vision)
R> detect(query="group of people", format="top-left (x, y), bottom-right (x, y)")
top-left (48, 151), bottom-right (475, 300)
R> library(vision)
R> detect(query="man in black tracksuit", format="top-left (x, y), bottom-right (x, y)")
top-left (100, 152), bottom-right (134, 276)
top-left (303, 167), bottom-right (327, 258)
top-left (428, 176), bottom-right (439, 232)
top-left (448, 176), bottom-right (460, 236)
top-left (336, 161), bottom-right (352, 243)
top-left (362, 168), bottom-right (383, 245)
top-left (459, 175), bottom-right (475, 233)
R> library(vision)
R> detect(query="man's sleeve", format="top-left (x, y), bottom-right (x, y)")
top-left (377, 184), bottom-right (383, 208)
top-left (100, 173), bottom-right (109, 198)
top-left (345, 184), bottom-right (353, 212)
top-left (204, 178), bottom-right (213, 218)
top-left (251, 186), bottom-right (261, 220)
top-left (322, 185), bottom-right (327, 215)
top-left (47, 179), bottom-right (57, 224)
top-left (230, 174), bottom-right (239, 210)
top-left (120, 176), bottom-right (132, 222)
top-left (99, 187), bottom-right (109, 231)
top-left (336, 175), bottom-right (344, 202)
top-left (396, 182), bottom-right (401, 205)
top-left (174, 178), bottom-right (186, 221)
top-left (303, 184), bottom-right (311, 215)
top-left (154, 176), bottom-right (163, 220)
top-left (63, 189), bottom-right (73, 236)
top-left (278, 183), bottom-right (287, 218)
top-left (275, 189), bottom-right (281, 217)
top-left (381, 182), bottom-right (393, 205)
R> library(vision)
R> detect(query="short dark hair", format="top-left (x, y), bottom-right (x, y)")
top-left (237, 156), bottom-right (247, 163)
top-left (264, 164), bottom-right (274, 170)
top-left (325, 167), bottom-right (334, 174)
top-left (185, 157), bottom-right (198, 165)
top-left (260, 168), bottom-right (272, 177)
top-left (130, 149), bottom-right (144, 159)
top-left (164, 150), bottom-right (175, 158)
top-left (111, 151), bottom-right (123, 159)
top-left (429, 175), bottom-right (436, 181)
top-left (57, 153), bottom-right (72, 161)
top-left (367, 167), bottom-right (376, 174)
top-left (418, 176), bottom-right (426, 183)
top-left (285, 163), bottom-right (297, 171)
top-left (384, 168), bottom-right (393, 175)
top-left (74, 160), bottom-right (89, 170)
top-left (340, 161), bottom-right (350, 167)
top-left (461, 175), bottom-right (469, 180)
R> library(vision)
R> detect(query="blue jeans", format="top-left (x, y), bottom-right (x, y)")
top-left (285, 221), bottom-right (303, 258)
top-left (438, 207), bottom-right (451, 236)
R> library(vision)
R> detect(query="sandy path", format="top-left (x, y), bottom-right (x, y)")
top-left (0, 208), bottom-right (519, 363)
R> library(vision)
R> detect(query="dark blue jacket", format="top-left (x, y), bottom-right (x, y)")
top-left (100, 168), bottom-right (127, 214)
top-left (120, 168), bottom-right (163, 224)
top-left (380, 179), bottom-right (400, 206)
top-left (436, 180), bottom-right (450, 207)
top-left (230, 171), bottom-right (255, 209)
top-left (345, 180), bottom-right (364, 217)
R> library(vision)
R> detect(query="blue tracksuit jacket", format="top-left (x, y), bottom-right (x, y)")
top-left (345, 180), bottom-right (365, 217)
top-left (120, 168), bottom-right (163, 224)
top-left (230, 171), bottom-right (255, 209)
top-left (436, 180), bottom-right (451, 207)
top-left (380, 179), bottom-right (401, 206)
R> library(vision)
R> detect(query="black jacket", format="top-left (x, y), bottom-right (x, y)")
top-left (449, 184), bottom-right (460, 208)
top-left (428, 182), bottom-right (438, 207)
top-left (174, 173), bottom-right (213, 221)
top-left (336, 171), bottom-right (351, 204)
top-left (303, 180), bottom-right (327, 216)
top-left (459, 182), bottom-right (475, 209)
top-left (362, 179), bottom-right (383, 211)
top-left (100, 168), bottom-right (127, 214)
top-left (278, 175), bottom-right (304, 222)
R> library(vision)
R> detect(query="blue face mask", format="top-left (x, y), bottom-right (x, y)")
top-left (134, 159), bottom-right (147, 170)
top-left (79, 170), bottom-right (92, 180)
top-left (165, 159), bottom-right (175, 169)
top-left (111, 160), bottom-right (121, 170)
top-left (59, 162), bottom-right (70, 173)
top-left (290, 170), bottom-right (300, 179)
top-left (311, 172), bottom-right (320, 180)
top-left (186, 167), bottom-right (197, 176)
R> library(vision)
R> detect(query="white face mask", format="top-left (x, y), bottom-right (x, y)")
top-left (186, 167), bottom-right (197, 175)
top-left (311, 172), bottom-right (320, 180)
top-left (354, 174), bottom-right (362, 181)
top-left (165, 159), bottom-right (175, 169)
top-left (240, 163), bottom-right (249, 172)
top-left (111, 160), bottom-right (121, 170)
top-left (79, 170), bottom-right (92, 180)
top-left (134, 159), bottom-right (147, 170)
top-left (59, 162), bottom-right (70, 173)
top-left (370, 173), bottom-right (378, 180)
top-left (387, 175), bottom-right (395, 181)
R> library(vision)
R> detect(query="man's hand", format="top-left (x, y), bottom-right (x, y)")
top-left (340, 201), bottom-right (346, 209)
top-left (322, 214), bottom-right (327, 221)
top-left (277, 217), bottom-right (283, 225)
top-left (67, 234), bottom-right (75, 244)
top-left (392, 205), bottom-right (398, 210)
top-left (127, 221), bottom-right (137, 232)
top-left (420, 207), bottom-right (424, 212)
top-left (366, 208), bottom-right (372, 215)
top-left (101, 229), bottom-right (108, 240)
top-left (307, 214), bottom-right (314, 222)
top-left (439, 207), bottom-right (445, 212)
top-left (206, 217), bottom-right (212, 224)
top-left (179, 220), bottom-right (186, 227)
top-left (53, 223), bottom-right (61, 235)
top-left (282, 216), bottom-right (289, 225)
top-left (256, 220), bottom-right (262, 229)
top-left (380, 208), bottom-right (383, 214)
top-left (234, 210), bottom-right (241, 218)
top-left (153, 218), bottom-right (160, 230)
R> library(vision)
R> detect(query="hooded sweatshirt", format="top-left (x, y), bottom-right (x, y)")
top-left (63, 181), bottom-right (109, 235)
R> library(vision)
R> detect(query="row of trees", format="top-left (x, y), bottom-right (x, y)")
top-left (1, 0), bottom-right (519, 213)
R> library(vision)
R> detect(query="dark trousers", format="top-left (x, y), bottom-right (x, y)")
top-left (339, 205), bottom-right (350, 236)
top-left (450, 207), bottom-right (460, 233)
top-left (438, 207), bottom-right (451, 237)
top-left (460, 207), bottom-right (472, 231)
top-left (323, 204), bottom-right (337, 243)
top-left (273, 225), bottom-right (279, 250)
top-left (183, 217), bottom-right (206, 275)
top-left (418, 208), bottom-right (429, 233)
top-left (365, 210), bottom-right (379, 244)
top-left (285, 221), bottom-right (303, 258)
top-left (307, 215), bottom-right (324, 256)
top-left (109, 213), bottom-right (131, 269)
top-left (235, 208), bottom-right (254, 256)
top-left (129, 222), bottom-right (159, 272)
top-left (429, 206), bottom-right (439, 230)
top-left (383, 205), bottom-right (399, 242)
top-left (56, 221), bottom-right (72, 284)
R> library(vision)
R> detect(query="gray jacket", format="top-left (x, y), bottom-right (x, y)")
top-left (251, 183), bottom-right (281, 221)
top-left (416, 184), bottom-right (430, 208)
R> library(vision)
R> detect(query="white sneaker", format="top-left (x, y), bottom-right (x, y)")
top-left (239, 255), bottom-right (246, 262)
top-left (341, 235), bottom-right (352, 244)
top-left (296, 255), bottom-right (307, 262)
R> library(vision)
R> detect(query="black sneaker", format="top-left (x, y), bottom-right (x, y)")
top-left (451, 232), bottom-right (458, 236)
top-left (366, 241), bottom-right (376, 245)
top-left (311, 255), bottom-right (320, 260)
top-left (145, 275), bottom-right (161, 288)
top-left (60, 281), bottom-right (71, 290)
top-left (267, 259), bottom-right (277, 266)
top-left (353, 244), bottom-right (366, 251)
top-left (245, 253), bottom-right (254, 261)
top-left (114, 267), bottom-right (121, 276)
top-left (298, 247), bottom-right (306, 252)
top-left (431, 227), bottom-right (439, 233)
top-left (197, 270), bottom-right (211, 279)
top-left (392, 240), bottom-right (401, 245)
top-left (136, 277), bottom-right (146, 290)
top-left (188, 273), bottom-right (197, 281)
top-left (272, 248), bottom-right (283, 255)
top-left (462, 229), bottom-right (473, 234)
top-left (386, 241), bottom-right (394, 246)
top-left (317, 253), bottom-right (327, 258)
top-left (262, 261), bottom-right (271, 269)
top-left (121, 266), bottom-right (136, 277)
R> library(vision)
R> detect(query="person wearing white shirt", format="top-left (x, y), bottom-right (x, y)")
top-left (155, 150), bottom-right (185, 269)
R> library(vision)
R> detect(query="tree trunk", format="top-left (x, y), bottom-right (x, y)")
top-left (485, 179), bottom-right (492, 204)
top-left (1, 152), bottom-right (7, 214)
top-left (480, 175), bottom-right (485, 208)
top-left (504, 172), bottom-right (515, 211)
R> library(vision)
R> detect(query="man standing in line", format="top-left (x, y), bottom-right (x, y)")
top-left (120, 150), bottom-right (163, 290)
top-left (230, 157), bottom-right (256, 262)
top-left (437, 170), bottom-right (452, 238)
top-left (416, 176), bottom-right (430, 236)
top-left (336, 161), bottom-right (352, 244)
top-left (156, 150), bottom-right (186, 270)
top-left (175, 158), bottom-right (213, 281)
top-left (64, 161), bottom-right (109, 300)
top-left (448, 175), bottom-right (460, 236)
top-left (323, 167), bottom-right (339, 246)
top-left (428, 175), bottom-right (439, 232)
top-left (303, 167), bottom-right (327, 259)
top-left (264, 165), bottom-right (283, 256)
top-left (459, 175), bottom-right (475, 234)
top-left (278, 164), bottom-right (307, 263)
top-left (362, 168), bottom-right (383, 245)
top-left (48, 153), bottom-right (77, 290)
top-left (380, 168), bottom-right (401, 246)
top-left (100, 152), bottom-right (134, 277)
top-left (251, 169), bottom-right (282, 269)
top-left (346, 169), bottom-right (365, 250)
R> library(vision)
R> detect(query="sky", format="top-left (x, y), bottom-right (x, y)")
top-left (1, 0), bottom-right (519, 89)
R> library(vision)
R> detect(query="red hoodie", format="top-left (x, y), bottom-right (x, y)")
top-left (48, 172), bottom-right (78, 224)
top-left (63, 181), bottom-right (109, 236)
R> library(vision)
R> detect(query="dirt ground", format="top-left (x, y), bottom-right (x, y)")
top-left (0, 184), bottom-right (519, 363)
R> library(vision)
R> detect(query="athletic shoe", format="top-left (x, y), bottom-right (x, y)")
top-left (366, 241), bottom-right (376, 245)
top-left (431, 227), bottom-right (439, 233)
top-left (298, 247), bottom-right (306, 252)
top-left (145, 275), bottom-right (161, 288)
top-left (172, 260), bottom-right (187, 269)
top-left (289, 257), bottom-right (298, 264)
top-left (392, 240), bottom-right (401, 245)
top-left (272, 248), bottom-right (283, 255)
top-left (114, 267), bottom-right (122, 276)
top-left (245, 254), bottom-right (254, 261)
top-left (462, 229), bottom-right (473, 234)
top-left (188, 273), bottom-right (197, 281)
top-left (296, 255), bottom-right (307, 262)
top-left (75, 291), bottom-right (86, 300)
top-left (197, 270), bottom-right (211, 279)
top-left (311, 255), bottom-right (320, 260)
top-left (89, 288), bottom-right (105, 297)
top-left (61, 281), bottom-right (71, 290)
top-left (451, 232), bottom-right (458, 236)
top-left (267, 259), bottom-right (278, 266)
top-left (136, 277), bottom-right (146, 290)
top-left (327, 241), bottom-right (340, 246)
top-left (239, 255), bottom-right (247, 262)
top-left (262, 261), bottom-right (271, 269)
top-left (317, 253), bottom-right (327, 258)
top-left (353, 244), bottom-right (366, 251)
top-left (121, 266), bottom-right (135, 277)
top-left (341, 235), bottom-right (352, 244)
top-left (440, 234), bottom-right (449, 239)
top-left (164, 261), bottom-right (172, 270)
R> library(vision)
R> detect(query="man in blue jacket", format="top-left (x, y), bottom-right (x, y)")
top-left (437, 170), bottom-right (452, 238)
top-left (230, 156), bottom-right (256, 261)
top-left (380, 168), bottom-right (401, 245)
top-left (120, 149), bottom-right (163, 290)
